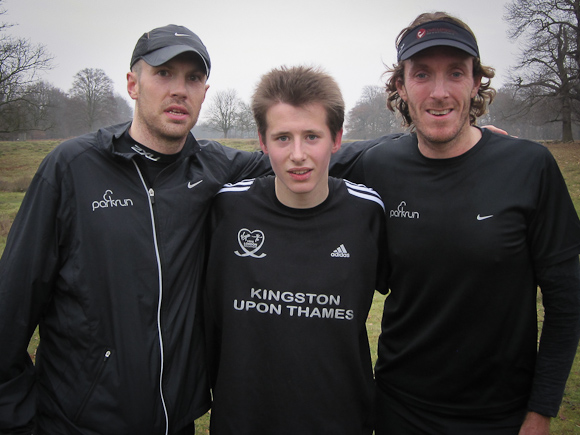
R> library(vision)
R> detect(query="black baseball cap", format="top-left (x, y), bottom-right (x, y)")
top-left (397, 20), bottom-right (479, 62)
top-left (130, 24), bottom-right (211, 77)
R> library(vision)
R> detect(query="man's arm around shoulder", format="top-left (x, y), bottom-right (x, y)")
top-left (329, 133), bottom-right (405, 181)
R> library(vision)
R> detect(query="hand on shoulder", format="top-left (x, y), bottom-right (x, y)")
top-left (482, 125), bottom-right (515, 137)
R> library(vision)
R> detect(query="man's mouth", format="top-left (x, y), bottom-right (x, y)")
top-left (167, 109), bottom-right (188, 115)
top-left (428, 109), bottom-right (451, 116)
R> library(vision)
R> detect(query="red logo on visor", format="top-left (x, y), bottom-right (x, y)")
top-left (417, 29), bottom-right (426, 38)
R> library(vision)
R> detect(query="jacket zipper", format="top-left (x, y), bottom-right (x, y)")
top-left (74, 350), bottom-right (112, 422)
top-left (132, 161), bottom-right (169, 435)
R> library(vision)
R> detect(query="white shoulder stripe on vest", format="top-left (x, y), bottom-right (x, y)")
top-left (217, 178), bottom-right (255, 195)
top-left (344, 180), bottom-right (385, 211)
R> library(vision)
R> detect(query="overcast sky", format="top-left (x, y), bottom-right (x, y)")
top-left (5, 0), bottom-right (519, 122)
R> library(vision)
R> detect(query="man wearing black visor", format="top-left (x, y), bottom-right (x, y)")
top-left (331, 11), bottom-right (580, 434)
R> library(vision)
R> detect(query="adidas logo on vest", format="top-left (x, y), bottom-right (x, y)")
top-left (331, 244), bottom-right (350, 258)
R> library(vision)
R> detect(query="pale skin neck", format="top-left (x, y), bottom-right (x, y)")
top-left (274, 175), bottom-right (329, 209)
top-left (128, 115), bottom-right (187, 155)
top-left (417, 124), bottom-right (482, 159)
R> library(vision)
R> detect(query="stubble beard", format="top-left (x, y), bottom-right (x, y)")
top-left (412, 104), bottom-right (472, 151)
top-left (134, 104), bottom-right (197, 153)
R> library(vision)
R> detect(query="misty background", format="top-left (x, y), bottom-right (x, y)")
top-left (3, 0), bottom-right (580, 141)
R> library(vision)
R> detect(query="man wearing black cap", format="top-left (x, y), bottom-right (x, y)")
top-left (0, 24), bottom-right (270, 434)
top-left (331, 11), bottom-right (580, 434)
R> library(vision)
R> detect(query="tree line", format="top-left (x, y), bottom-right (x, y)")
top-left (346, 0), bottom-right (580, 142)
top-left (2, 69), bottom-right (133, 141)
top-left (0, 1), bottom-right (131, 141)
top-left (4, 0), bottom-right (580, 142)
top-left (201, 0), bottom-right (580, 142)
top-left (345, 84), bottom-right (580, 141)
top-left (203, 80), bottom-right (580, 142)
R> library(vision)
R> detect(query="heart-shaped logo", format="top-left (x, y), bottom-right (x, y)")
top-left (235, 228), bottom-right (267, 258)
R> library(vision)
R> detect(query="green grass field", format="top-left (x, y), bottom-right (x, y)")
top-left (1, 139), bottom-right (579, 432)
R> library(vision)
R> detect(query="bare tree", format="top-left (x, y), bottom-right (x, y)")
top-left (0, 0), bottom-right (54, 133)
top-left (345, 86), bottom-right (400, 139)
top-left (0, 0), bottom-right (9, 33)
top-left (235, 101), bottom-right (257, 138)
top-left (504, 0), bottom-right (580, 141)
top-left (68, 68), bottom-right (116, 132)
top-left (480, 85), bottom-right (573, 140)
top-left (3, 80), bottom-right (55, 134)
top-left (114, 94), bottom-right (133, 123)
top-left (205, 89), bottom-right (241, 138)
top-left (38, 83), bottom-right (73, 139)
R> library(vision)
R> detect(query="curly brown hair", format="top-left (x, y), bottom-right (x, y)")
top-left (385, 12), bottom-right (496, 128)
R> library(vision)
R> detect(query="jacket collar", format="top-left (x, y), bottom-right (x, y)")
top-left (97, 121), bottom-right (202, 161)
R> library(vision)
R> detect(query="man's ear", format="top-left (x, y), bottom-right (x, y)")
top-left (202, 84), bottom-right (210, 103)
top-left (396, 78), bottom-right (408, 102)
top-left (332, 129), bottom-right (343, 153)
top-left (471, 75), bottom-right (482, 99)
top-left (258, 133), bottom-right (269, 154)
top-left (127, 72), bottom-right (138, 101)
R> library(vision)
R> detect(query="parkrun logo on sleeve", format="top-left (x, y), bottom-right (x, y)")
top-left (389, 201), bottom-right (420, 219)
top-left (92, 190), bottom-right (134, 212)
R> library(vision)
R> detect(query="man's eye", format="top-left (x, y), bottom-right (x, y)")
top-left (306, 134), bottom-right (318, 141)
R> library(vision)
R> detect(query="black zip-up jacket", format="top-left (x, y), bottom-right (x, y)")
top-left (0, 122), bottom-right (270, 434)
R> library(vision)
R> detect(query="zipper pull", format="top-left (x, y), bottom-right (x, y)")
top-left (149, 188), bottom-right (155, 205)
top-left (104, 350), bottom-right (111, 361)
